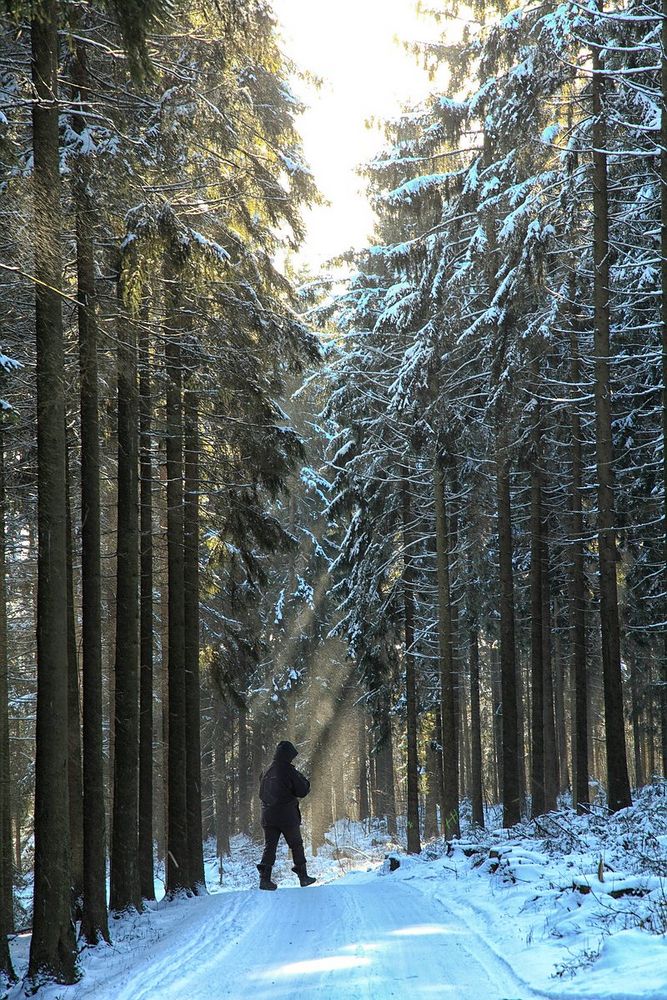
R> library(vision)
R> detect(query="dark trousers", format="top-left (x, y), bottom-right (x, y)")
top-left (260, 824), bottom-right (306, 870)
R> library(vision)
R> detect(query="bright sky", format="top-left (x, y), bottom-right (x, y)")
top-left (272, 0), bottom-right (443, 270)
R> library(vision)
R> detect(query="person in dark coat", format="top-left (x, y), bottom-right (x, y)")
top-left (257, 740), bottom-right (316, 890)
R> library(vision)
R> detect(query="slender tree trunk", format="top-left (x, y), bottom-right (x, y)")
top-left (402, 483), bottom-right (421, 853)
top-left (110, 293), bottom-right (141, 913)
top-left (569, 317), bottom-right (589, 812)
top-left (647, 657), bottom-right (657, 777)
top-left (375, 695), bottom-right (397, 835)
top-left (237, 703), bottom-right (250, 835)
top-left (138, 316), bottom-right (155, 901)
top-left (423, 725), bottom-right (440, 840)
top-left (490, 643), bottom-right (503, 802)
top-left (542, 520), bottom-right (558, 811)
top-left (591, 20), bottom-right (632, 810)
top-left (73, 32), bottom-right (110, 944)
top-left (357, 697), bottom-right (369, 822)
top-left (553, 620), bottom-right (570, 792)
top-left (0, 419), bottom-right (14, 982)
top-left (469, 628), bottom-right (484, 827)
top-left (660, 0), bottom-right (667, 778)
top-left (28, 3), bottom-right (78, 983)
top-left (530, 450), bottom-right (545, 817)
top-left (496, 422), bottom-right (521, 826)
top-left (184, 389), bottom-right (204, 890)
top-left (65, 446), bottom-right (83, 914)
top-left (629, 653), bottom-right (645, 788)
top-left (164, 259), bottom-right (189, 895)
top-left (214, 696), bottom-right (231, 858)
top-left (434, 456), bottom-right (459, 838)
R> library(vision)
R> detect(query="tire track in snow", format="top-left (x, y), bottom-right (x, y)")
top-left (71, 876), bottom-right (547, 1000)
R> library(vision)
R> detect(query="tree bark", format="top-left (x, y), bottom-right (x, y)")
top-left (164, 258), bottom-right (189, 895)
top-left (423, 724), bottom-right (440, 840)
top-left (65, 443), bottom-right (83, 914)
top-left (591, 18), bottom-right (632, 811)
top-left (541, 519), bottom-right (558, 812)
top-left (214, 698), bottom-right (231, 859)
top-left (469, 628), bottom-right (484, 827)
top-left (357, 697), bottom-right (369, 822)
top-left (530, 447), bottom-right (545, 817)
top-left (72, 32), bottom-right (110, 944)
top-left (237, 703), bottom-right (250, 835)
top-left (402, 483), bottom-right (421, 853)
top-left (569, 316), bottom-right (589, 812)
top-left (496, 421), bottom-right (521, 827)
top-left (184, 388), bottom-right (205, 890)
top-left (0, 418), bottom-right (14, 982)
top-left (433, 456), bottom-right (459, 838)
top-left (138, 314), bottom-right (155, 901)
top-left (660, 0), bottom-right (667, 778)
top-left (629, 651), bottom-right (645, 788)
top-left (28, 3), bottom-right (78, 983)
top-left (110, 293), bottom-right (141, 913)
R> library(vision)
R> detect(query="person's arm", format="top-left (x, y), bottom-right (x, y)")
top-left (291, 766), bottom-right (310, 799)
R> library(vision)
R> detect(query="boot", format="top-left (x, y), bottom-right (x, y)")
top-left (292, 865), bottom-right (316, 888)
top-left (257, 863), bottom-right (277, 891)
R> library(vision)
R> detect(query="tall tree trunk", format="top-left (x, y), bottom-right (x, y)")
top-left (0, 418), bottom-right (14, 982)
top-left (490, 643), bottom-right (503, 802)
top-left (65, 444), bottom-right (83, 914)
top-left (401, 483), bottom-right (421, 853)
top-left (423, 724), bottom-right (440, 840)
top-left (433, 456), bottom-right (459, 838)
top-left (591, 19), bottom-right (632, 811)
top-left (530, 447), bottom-right (545, 818)
top-left (110, 294), bottom-right (141, 913)
top-left (184, 389), bottom-right (204, 890)
top-left (357, 696), bottom-right (369, 822)
top-left (73, 32), bottom-right (110, 944)
top-left (660, 0), bottom-right (667, 778)
top-left (214, 698), bottom-right (231, 859)
top-left (164, 259), bottom-right (189, 895)
top-left (138, 316), bottom-right (155, 901)
top-left (237, 703), bottom-right (250, 835)
top-left (469, 628), bottom-right (484, 827)
top-left (496, 422), bottom-right (521, 826)
top-left (375, 695), bottom-right (397, 835)
top-left (569, 316), bottom-right (589, 812)
top-left (28, 3), bottom-right (78, 983)
top-left (629, 652), bottom-right (645, 788)
top-left (553, 618), bottom-right (570, 792)
top-left (541, 520), bottom-right (558, 812)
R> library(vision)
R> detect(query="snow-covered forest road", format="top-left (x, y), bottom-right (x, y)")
top-left (69, 874), bottom-right (534, 1000)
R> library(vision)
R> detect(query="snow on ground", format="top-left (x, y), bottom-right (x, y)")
top-left (4, 787), bottom-right (667, 999)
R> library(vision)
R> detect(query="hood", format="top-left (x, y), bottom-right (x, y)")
top-left (274, 740), bottom-right (298, 762)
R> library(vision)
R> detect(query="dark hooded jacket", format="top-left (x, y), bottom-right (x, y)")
top-left (259, 740), bottom-right (310, 829)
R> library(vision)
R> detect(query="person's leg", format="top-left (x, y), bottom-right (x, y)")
top-left (283, 826), bottom-right (315, 886)
top-left (260, 825), bottom-right (280, 868)
top-left (283, 826), bottom-right (306, 868)
top-left (258, 826), bottom-right (280, 888)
